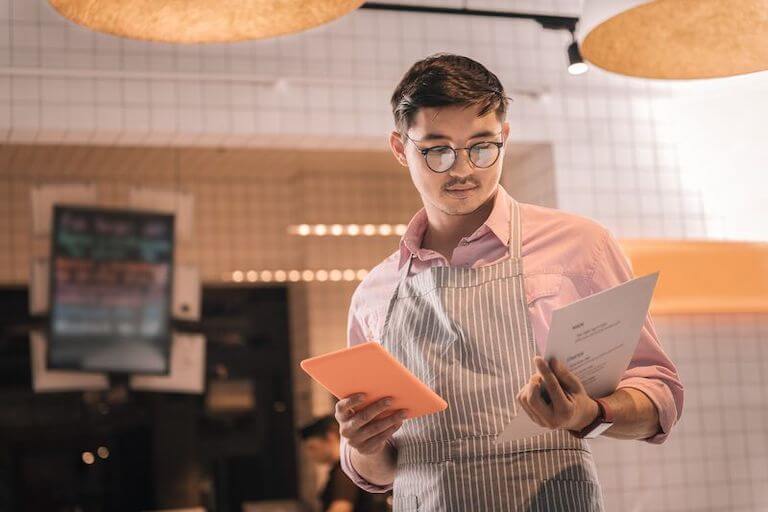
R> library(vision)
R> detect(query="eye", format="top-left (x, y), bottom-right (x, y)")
top-left (469, 142), bottom-right (502, 168)
top-left (425, 146), bottom-right (453, 155)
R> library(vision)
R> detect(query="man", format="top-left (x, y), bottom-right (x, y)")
top-left (299, 415), bottom-right (390, 512)
top-left (335, 54), bottom-right (684, 511)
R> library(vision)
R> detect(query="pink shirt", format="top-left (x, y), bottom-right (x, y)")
top-left (341, 186), bottom-right (684, 492)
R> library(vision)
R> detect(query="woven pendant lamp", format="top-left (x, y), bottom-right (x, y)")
top-left (578, 0), bottom-right (768, 79)
top-left (48, 0), bottom-right (366, 43)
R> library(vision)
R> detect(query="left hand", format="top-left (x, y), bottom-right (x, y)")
top-left (516, 356), bottom-right (599, 432)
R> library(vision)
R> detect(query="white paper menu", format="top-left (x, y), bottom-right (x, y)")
top-left (497, 272), bottom-right (659, 443)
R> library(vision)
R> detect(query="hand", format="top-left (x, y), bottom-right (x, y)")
top-left (335, 394), bottom-right (407, 455)
top-left (516, 356), bottom-right (599, 432)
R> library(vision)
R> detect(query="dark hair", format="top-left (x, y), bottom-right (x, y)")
top-left (298, 415), bottom-right (339, 440)
top-left (390, 53), bottom-right (512, 136)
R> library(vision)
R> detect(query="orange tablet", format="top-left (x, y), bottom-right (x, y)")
top-left (300, 342), bottom-right (448, 420)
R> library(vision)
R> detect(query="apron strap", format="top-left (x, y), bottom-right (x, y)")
top-left (397, 193), bottom-right (520, 292)
top-left (382, 252), bottom-right (413, 332)
top-left (398, 252), bottom-right (415, 287)
top-left (508, 196), bottom-right (521, 260)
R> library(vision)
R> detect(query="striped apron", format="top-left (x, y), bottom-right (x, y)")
top-left (380, 197), bottom-right (605, 511)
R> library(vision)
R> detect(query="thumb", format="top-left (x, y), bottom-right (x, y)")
top-left (551, 358), bottom-right (584, 394)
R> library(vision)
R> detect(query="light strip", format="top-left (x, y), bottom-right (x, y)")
top-left (225, 269), bottom-right (369, 283)
top-left (288, 224), bottom-right (407, 237)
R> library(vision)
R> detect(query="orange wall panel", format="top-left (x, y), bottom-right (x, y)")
top-left (620, 239), bottom-right (768, 314)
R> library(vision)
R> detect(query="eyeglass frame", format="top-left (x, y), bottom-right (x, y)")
top-left (402, 130), bottom-right (506, 174)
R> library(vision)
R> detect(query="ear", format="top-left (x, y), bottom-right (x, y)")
top-left (501, 120), bottom-right (510, 143)
top-left (389, 129), bottom-right (409, 167)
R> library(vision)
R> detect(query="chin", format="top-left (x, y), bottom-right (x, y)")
top-left (436, 197), bottom-right (483, 215)
top-left (437, 187), bottom-right (489, 214)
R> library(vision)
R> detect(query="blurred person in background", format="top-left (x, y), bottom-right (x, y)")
top-left (300, 415), bottom-right (390, 512)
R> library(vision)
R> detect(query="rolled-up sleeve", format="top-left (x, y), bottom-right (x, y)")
top-left (340, 436), bottom-right (395, 493)
top-left (588, 228), bottom-right (684, 444)
top-left (339, 289), bottom-right (396, 492)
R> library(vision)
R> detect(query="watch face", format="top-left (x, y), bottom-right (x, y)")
top-left (584, 421), bottom-right (614, 439)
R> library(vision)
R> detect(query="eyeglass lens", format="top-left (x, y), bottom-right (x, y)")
top-left (425, 142), bottom-right (500, 173)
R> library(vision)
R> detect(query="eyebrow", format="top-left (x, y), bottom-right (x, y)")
top-left (419, 130), bottom-right (498, 142)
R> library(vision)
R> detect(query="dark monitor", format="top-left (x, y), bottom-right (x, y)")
top-left (48, 206), bottom-right (174, 374)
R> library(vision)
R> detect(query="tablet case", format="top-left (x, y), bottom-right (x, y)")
top-left (300, 342), bottom-right (448, 420)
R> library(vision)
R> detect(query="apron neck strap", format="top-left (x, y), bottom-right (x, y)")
top-left (508, 196), bottom-right (521, 260)
top-left (398, 252), bottom-right (414, 287)
top-left (398, 195), bottom-right (521, 287)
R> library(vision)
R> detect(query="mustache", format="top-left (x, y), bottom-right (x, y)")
top-left (443, 179), bottom-right (479, 190)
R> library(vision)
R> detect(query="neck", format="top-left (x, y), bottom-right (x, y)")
top-left (422, 187), bottom-right (498, 260)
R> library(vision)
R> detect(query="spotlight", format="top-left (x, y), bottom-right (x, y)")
top-left (567, 30), bottom-right (588, 75)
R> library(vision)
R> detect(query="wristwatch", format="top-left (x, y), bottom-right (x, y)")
top-left (570, 398), bottom-right (614, 439)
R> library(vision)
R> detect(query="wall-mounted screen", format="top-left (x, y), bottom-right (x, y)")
top-left (49, 206), bottom-right (174, 374)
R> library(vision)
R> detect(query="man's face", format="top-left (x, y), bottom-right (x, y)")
top-left (390, 104), bottom-right (510, 216)
top-left (303, 434), bottom-right (335, 465)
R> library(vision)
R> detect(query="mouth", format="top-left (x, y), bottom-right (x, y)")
top-left (445, 184), bottom-right (478, 197)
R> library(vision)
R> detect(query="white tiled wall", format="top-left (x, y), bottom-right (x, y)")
top-left (594, 313), bottom-right (768, 511)
top-left (2, 1), bottom-right (768, 510)
top-left (4, 1), bottom-right (765, 239)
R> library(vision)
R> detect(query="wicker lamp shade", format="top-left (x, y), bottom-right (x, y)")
top-left (48, 0), bottom-right (366, 43)
top-left (579, 0), bottom-right (768, 79)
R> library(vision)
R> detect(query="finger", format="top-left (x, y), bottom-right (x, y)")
top-left (517, 378), bottom-right (541, 404)
top-left (338, 393), bottom-right (366, 412)
top-left (336, 393), bottom-right (367, 421)
top-left (550, 358), bottom-right (584, 394)
top-left (517, 383), bottom-right (549, 427)
top-left (355, 410), bottom-right (407, 443)
top-left (539, 386), bottom-right (552, 406)
top-left (519, 393), bottom-right (548, 427)
top-left (528, 379), bottom-right (555, 426)
top-left (358, 423), bottom-right (402, 454)
top-left (534, 357), bottom-right (570, 415)
top-left (350, 397), bottom-right (394, 430)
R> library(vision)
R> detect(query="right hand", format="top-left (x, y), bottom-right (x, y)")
top-left (335, 394), bottom-right (407, 455)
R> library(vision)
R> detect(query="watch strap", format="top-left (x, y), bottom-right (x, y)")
top-left (596, 397), bottom-right (613, 423)
top-left (570, 398), bottom-right (613, 439)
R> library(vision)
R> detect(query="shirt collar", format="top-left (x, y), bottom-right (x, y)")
top-left (397, 185), bottom-right (513, 269)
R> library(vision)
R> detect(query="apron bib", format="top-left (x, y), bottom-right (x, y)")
top-left (380, 197), bottom-right (604, 511)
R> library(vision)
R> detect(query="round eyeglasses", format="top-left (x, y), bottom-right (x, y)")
top-left (403, 131), bottom-right (505, 173)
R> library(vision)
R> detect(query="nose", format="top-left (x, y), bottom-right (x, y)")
top-left (447, 149), bottom-right (474, 179)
